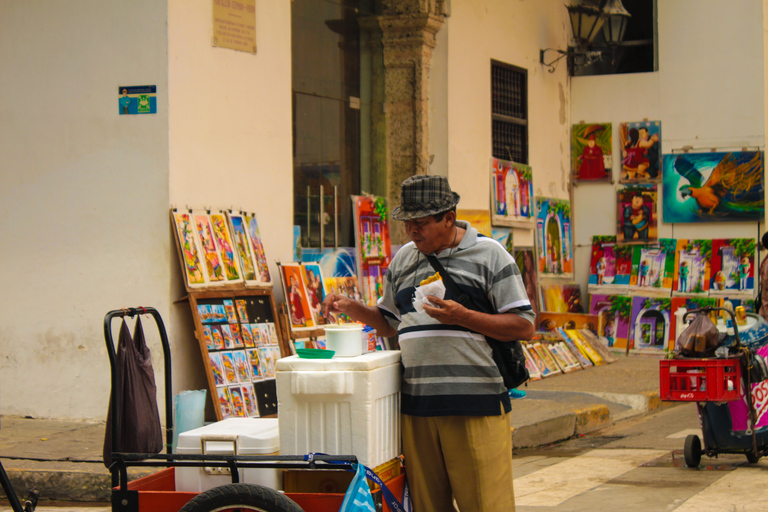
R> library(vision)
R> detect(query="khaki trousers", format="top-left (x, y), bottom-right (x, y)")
top-left (401, 409), bottom-right (515, 512)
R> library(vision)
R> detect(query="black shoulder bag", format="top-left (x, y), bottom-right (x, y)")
top-left (424, 254), bottom-right (530, 389)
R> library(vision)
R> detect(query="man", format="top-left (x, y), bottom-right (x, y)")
top-left (321, 175), bottom-right (535, 512)
top-left (622, 192), bottom-right (650, 241)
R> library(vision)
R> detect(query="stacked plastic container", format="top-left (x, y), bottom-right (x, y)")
top-left (276, 350), bottom-right (401, 468)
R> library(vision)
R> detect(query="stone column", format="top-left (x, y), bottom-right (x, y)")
top-left (378, 1), bottom-right (446, 243)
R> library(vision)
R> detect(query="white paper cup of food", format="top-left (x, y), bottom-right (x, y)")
top-left (324, 324), bottom-right (365, 357)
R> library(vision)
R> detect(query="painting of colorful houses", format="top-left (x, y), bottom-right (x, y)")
top-left (535, 197), bottom-right (573, 278)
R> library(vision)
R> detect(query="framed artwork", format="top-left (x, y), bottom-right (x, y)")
top-left (171, 211), bottom-right (208, 288)
top-left (589, 293), bottom-right (633, 350)
top-left (530, 343), bottom-right (561, 377)
top-left (662, 151), bottom-right (764, 223)
top-left (629, 238), bottom-right (676, 293)
top-left (571, 122), bottom-right (612, 182)
top-left (457, 209), bottom-right (492, 237)
top-left (539, 282), bottom-right (583, 313)
top-left (209, 212), bottom-right (244, 284)
top-left (710, 238), bottom-right (756, 296)
top-left (578, 330), bottom-right (618, 363)
top-left (522, 344), bottom-right (544, 380)
top-left (490, 157), bottom-right (534, 226)
top-left (245, 212), bottom-right (272, 284)
top-left (279, 263), bottom-right (316, 331)
top-left (672, 239), bottom-right (711, 296)
top-left (301, 262), bottom-right (328, 326)
top-left (550, 342), bottom-right (582, 373)
top-left (535, 197), bottom-right (573, 278)
top-left (513, 247), bottom-right (540, 325)
top-left (618, 121), bottom-right (661, 182)
top-left (538, 312), bottom-right (599, 334)
top-left (564, 329), bottom-right (605, 365)
top-left (193, 213), bottom-right (228, 286)
top-left (616, 184), bottom-right (657, 244)
top-left (352, 196), bottom-right (392, 306)
top-left (588, 235), bottom-right (632, 291)
top-left (555, 329), bottom-right (593, 368)
top-left (628, 296), bottom-right (672, 352)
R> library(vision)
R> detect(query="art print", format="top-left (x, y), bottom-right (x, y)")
top-left (221, 324), bottom-right (235, 349)
top-left (630, 238), bottom-right (676, 293)
top-left (246, 348), bottom-right (263, 380)
top-left (556, 329), bottom-right (593, 368)
top-left (710, 239), bottom-right (756, 296)
top-left (267, 323), bottom-right (279, 345)
top-left (241, 324), bottom-right (255, 348)
top-left (564, 329), bottom-right (605, 365)
top-left (571, 122), bottom-right (612, 182)
top-left (522, 344), bottom-right (543, 380)
top-left (302, 263), bottom-right (328, 326)
top-left (250, 323), bottom-right (264, 346)
top-left (589, 294), bottom-right (632, 349)
top-left (258, 347), bottom-right (275, 378)
top-left (245, 213), bottom-right (272, 284)
top-left (223, 300), bottom-right (238, 323)
top-left (491, 157), bottom-right (534, 226)
top-left (229, 386), bottom-right (247, 418)
top-left (172, 211), bottom-right (207, 287)
top-left (457, 209), bottom-right (492, 237)
top-left (198, 304), bottom-right (214, 323)
top-left (662, 151), bottom-right (764, 223)
top-left (235, 300), bottom-right (249, 323)
top-left (549, 343), bottom-right (579, 373)
top-left (209, 325), bottom-right (225, 350)
top-left (539, 282), bottom-right (583, 314)
top-left (230, 324), bottom-right (244, 348)
top-left (241, 383), bottom-right (259, 417)
top-left (227, 212), bottom-right (258, 283)
top-left (352, 195), bottom-right (392, 306)
top-left (629, 296), bottom-right (672, 352)
top-left (554, 341), bottom-right (583, 371)
top-left (217, 387), bottom-right (233, 419)
top-left (617, 184), bottom-right (657, 243)
top-left (233, 350), bottom-right (251, 382)
top-left (209, 353), bottom-right (226, 386)
top-left (531, 343), bottom-right (561, 377)
top-left (209, 212), bottom-right (243, 282)
top-left (513, 247), bottom-right (539, 324)
top-left (588, 236), bottom-right (631, 291)
top-left (210, 304), bottom-right (227, 322)
top-left (193, 214), bottom-right (227, 285)
top-left (535, 197), bottom-right (573, 278)
top-left (202, 326), bottom-right (214, 351)
top-left (673, 239), bottom-right (711, 296)
top-left (221, 351), bottom-right (238, 383)
top-left (619, 121), bottom-right (661, 182)
top-left (279, 263), bottom-right (316, 331)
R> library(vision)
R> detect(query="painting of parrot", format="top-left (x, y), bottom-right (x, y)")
top-left (662, 151), bottom-right (764, 223)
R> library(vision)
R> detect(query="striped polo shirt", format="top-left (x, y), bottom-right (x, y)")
top-left (377, 221), bottom-right (535, 417)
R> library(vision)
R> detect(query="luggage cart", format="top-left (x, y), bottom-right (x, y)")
top-left (104, 307), bottom-right (361, 512)
top-left (660, 307), bottom-right (768, 468)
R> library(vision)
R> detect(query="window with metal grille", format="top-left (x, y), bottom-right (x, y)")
top-left (491, 61), bottom-right (528, 164)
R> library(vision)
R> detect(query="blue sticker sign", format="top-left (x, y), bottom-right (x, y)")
top-left (118, 85), bottom-right (157, 115)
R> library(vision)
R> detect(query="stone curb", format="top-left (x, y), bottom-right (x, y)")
top-left (513, 403), bottom-right (612, 449)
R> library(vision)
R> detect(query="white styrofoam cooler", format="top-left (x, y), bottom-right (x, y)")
top-left (276, 350), bottom-right (401, 468)
top-left (175, 417), bottom-right (281, 492)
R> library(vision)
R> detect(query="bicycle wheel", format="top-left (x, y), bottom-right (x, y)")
top-left (179, 483), bottom-right (304, 512)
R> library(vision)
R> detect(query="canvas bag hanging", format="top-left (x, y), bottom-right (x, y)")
top-left (103, 317), bottom-right (163, 466)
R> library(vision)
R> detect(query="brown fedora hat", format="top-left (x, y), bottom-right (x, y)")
top-left (391, 175), bottom-right (461, 221)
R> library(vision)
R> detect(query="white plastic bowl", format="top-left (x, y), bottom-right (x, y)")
top-left (324, 324), bottom-right (364, 357)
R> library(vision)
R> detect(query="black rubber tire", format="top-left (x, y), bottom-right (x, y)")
top-left (746, 451), bottom-right (760, 464)
top-left (684, 434), bottom-right (702, 468)
top-left (178, 483), bottom-right (304, 512)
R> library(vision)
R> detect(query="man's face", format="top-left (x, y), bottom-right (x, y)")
top-left (632, 196), bottom-right (643, 209)
top-left (639, 128), bottom-right (648, 140)
top-left (404, 214), bottom-right (452, 254)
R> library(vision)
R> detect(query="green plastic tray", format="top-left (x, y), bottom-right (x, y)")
top-left (296, 348), bottom-right (335, 359)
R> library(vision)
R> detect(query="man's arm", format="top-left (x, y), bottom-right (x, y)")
top-left (320, 293), bottom-right (397, 337)
top-left (422, 296), bottom-right (534, 342)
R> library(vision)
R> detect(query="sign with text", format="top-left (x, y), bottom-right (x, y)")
top-left (118, 85), bottom-right (157, 115)
top-left (213, 0), bottom-right (256, 54)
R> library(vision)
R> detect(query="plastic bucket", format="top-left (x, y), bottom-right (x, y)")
top-left (324, 324), bottom-right (364, 356)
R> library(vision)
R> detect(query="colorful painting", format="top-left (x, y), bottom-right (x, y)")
top-left (279, 263), bottom-right (316, 331)
top-left (245, 212), bottom-right (272, 284)
top-left (522, 344), bottom-right (544, 380)
top-left (662, 151), bottom-right (764, 223)
top-left (555, 329), bottom-right (593, 368)
top-left (538, 312), bottom-right (598, 334)
top-left (227, 212), bottom-right (258, 283)
top-left (302, 263), bottom-right (328, 326)
top-left (619, 120), bottom-right (661, 182)
top-left (352, 196), bottom-right (392, 306)
top-left (629, 296), bottom-right (672, 352)
top-left (513, 247), bottom-right (539, 325)
top-left (571, 122), bottom-right (612, 182)
top-left (535, 197), bottom-right (573, 278)
top-left (588, 235), bottom-right (632, 291)
top-left (209, 212), bottom-right (243, 283)
top-left (217, 387), bottom-right (233, 419)
top-left (172, 211), bottom-right (207, 287)
top-left (672, 239), bottom-right (711, 296)
top-left (491, 157), bottom-right (534, 226)
top-left (530, 343), bottom-right (561, 377)
top-left (564, 329), bottom-right (605, 365)
top-left (629, 238), bottom-right (676, 293)
top-left (669, 297), bottom-right (717, 350)
top-left (193, 214), bottom-right (226, 285)
top-left (589, 293), bottom-right (633, 349)
top-left (539, 282), bottom-right (583, 313)
top-left (710, 238), bottom-right (756, 296)
top-left (617, 184), bottom-right (657, 243)
top-left (457, 209), bottom-right (492, 237)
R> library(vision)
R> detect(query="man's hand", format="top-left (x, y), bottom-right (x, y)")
top-left (320, 293), bottom-right (354, 322)
top-left (421, 295), bottom-right (468, 324)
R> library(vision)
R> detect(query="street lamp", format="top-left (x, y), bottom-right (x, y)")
top-left (540, 0), bottom-right (632, 74)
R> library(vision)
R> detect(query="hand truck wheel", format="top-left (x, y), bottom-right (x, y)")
top-left (684, 434), bottom-right (702, 468)
top-left (178, 483), bottom-right (304, 512)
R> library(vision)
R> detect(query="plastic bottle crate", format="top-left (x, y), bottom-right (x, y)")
top-left (659, 358), bottom-right (742, 402)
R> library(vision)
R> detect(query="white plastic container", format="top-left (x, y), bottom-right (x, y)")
top-left (276, 351), bottom-right (401, 468)
top-left (324, 323), bottom-right (365, 356)
top-left (175, 417), bottom-right (282, 492)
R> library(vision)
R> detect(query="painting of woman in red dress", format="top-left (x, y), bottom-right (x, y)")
top-left (572, 123), bottom-right (612, 182)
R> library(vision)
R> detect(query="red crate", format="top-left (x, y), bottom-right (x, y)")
top-left (659, 358), bottom-right (742, 402)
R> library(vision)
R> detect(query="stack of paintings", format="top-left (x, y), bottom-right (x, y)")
top-left (352, 196), bottom-right (392, 307)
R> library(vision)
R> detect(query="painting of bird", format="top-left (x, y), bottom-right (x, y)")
top-left (662, 151), bottom-right (764, 223)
